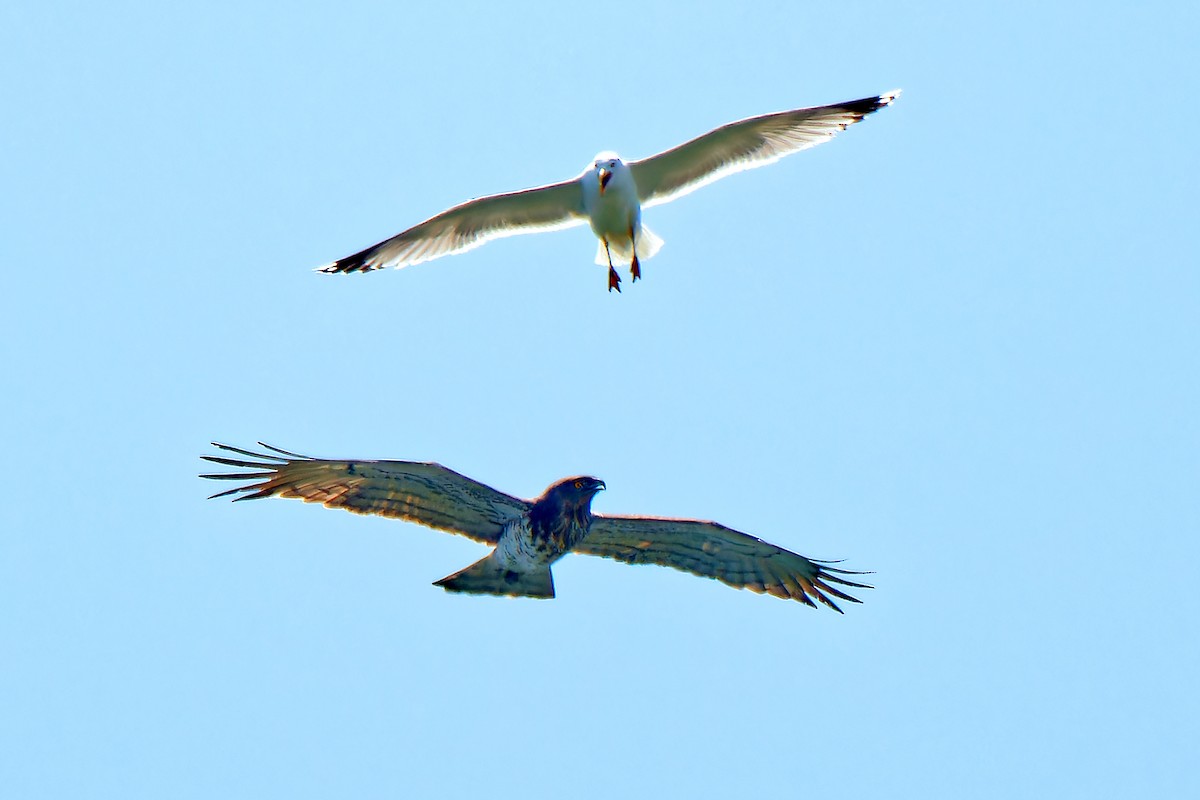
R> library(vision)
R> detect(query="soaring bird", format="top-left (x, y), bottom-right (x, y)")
top-left (319, 90), bottom-right (900, 292)
top-left (201, 442), bottom-right (871, 609)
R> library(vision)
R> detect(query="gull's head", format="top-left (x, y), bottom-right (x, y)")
top-left (592, 151), bottom-right (623, 194)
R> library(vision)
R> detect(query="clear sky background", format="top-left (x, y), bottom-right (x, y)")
top-left (2, 1), bottom-right (1197, 797)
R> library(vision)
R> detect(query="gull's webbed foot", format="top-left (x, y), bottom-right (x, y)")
top-left (630, 253), bottom-right (641, 283)
top-left (608, 266), bottom-right (622, 293)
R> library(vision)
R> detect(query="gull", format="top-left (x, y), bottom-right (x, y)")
top-left (319, 90), bottom-right (899, 292)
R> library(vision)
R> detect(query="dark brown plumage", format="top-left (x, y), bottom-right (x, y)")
top-left (201, 442), bottom-right (871, 609)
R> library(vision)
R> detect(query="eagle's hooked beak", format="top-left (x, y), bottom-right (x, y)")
top-left (598, 167), bottom-right (612, 194)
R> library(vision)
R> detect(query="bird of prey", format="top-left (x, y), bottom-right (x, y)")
top-left (201, 442), bottom-right (871, 609)
top-left (319, 90), bottom-right (900, 292)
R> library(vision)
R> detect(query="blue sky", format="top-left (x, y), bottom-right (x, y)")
top-left (2, 1), bottom-right (1197, 796)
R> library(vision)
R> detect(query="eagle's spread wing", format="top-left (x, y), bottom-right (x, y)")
top-left (201, 443), bottom-right (529, 544)
top-left (577, 515), bottom-right (871, 610)
top-left (629, 91), bottom-right (899, 209)
top-left (318, 179), bottom-right (588, 273)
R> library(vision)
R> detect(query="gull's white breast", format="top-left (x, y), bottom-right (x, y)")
top-left (581, 163), bottom-right (641, 241)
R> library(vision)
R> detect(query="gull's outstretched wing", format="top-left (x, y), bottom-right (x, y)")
top-left (201, 442), bottom-right (530, 544)
top-left (319, 179), bottom-right (588, 273)
top-left (629, 90), bottom-right (900, 208)
top-left (577, 514), bottom-right (872, 610)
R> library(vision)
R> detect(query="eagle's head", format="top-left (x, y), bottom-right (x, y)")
top-left (530, 476), bottom-right (605, 534)
top-left (545, 476), bottom-right (606, 506)
top-left (537, 476), bottom-right (605, 513)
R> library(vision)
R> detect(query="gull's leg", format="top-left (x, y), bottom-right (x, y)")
top-left (629, 225), bottom-right (641, 283)
top-left (604, 239), bottom-right (621, 293)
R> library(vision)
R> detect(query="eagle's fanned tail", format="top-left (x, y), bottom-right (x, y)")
top-left (434, 553), bottom-right (556, 599)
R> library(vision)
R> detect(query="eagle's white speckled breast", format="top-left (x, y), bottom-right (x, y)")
top-left (492, 517), bottom-right (553, 571)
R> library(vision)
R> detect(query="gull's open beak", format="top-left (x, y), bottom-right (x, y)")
top-left (598, 167), bottom-right (612, 194)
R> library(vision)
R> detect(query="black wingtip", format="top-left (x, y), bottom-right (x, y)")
top-left (317, 252), bottom-right (377, 274)
top-left (840, 90), bottom-right (901, 120)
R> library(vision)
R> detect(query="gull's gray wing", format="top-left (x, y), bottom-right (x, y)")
top-left (201, 442), bottom-right (530, 544)
top-left (629, 90), bottom-right (899, 208)
top-left (319, 179), bottom-right (588, 273)
top-left (577, 514), bottom-right (871, 610)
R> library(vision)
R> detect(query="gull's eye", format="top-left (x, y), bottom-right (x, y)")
top-left (574, 480), bottom-right (584, 490)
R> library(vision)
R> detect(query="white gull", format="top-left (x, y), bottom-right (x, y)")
top-left (320, 90), bottom-right (900, 292)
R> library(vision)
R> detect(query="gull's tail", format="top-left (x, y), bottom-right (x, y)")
top-left (594, 225), bottom-right (664, 267)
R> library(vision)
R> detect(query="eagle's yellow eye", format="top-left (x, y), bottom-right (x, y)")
top-left (574, 480), bottom-right (584, 489)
